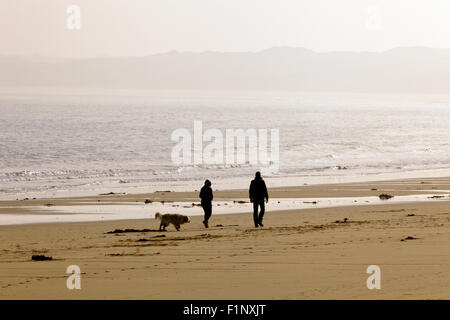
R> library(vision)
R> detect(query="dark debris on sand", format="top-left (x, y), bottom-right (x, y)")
top-left (334, 218), bottom-right (349, 223)
top-left (401, 236), bottom-right (419, 241)
top-left (428, 195), bottom-right (445, 199)
top-left (379, 193), bottom-right (394, 200)
top-left (32, 255), bottom-right (53, 261)
top-left (106, 228), bottom-right (165, 234)
top-left (99, 192), bottom-right (126, 196)
top-left (215, 224), bottom-right (239, 227)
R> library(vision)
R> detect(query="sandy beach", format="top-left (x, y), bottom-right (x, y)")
top-left (3, 0), bottom-right (450, 305)
top-left (1, 176), bottom-right (450, 299)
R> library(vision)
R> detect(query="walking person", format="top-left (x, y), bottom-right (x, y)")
top-left (249, 171), bottom-right (268, 227)
top-left (199, 179), bottom-right (213, 228)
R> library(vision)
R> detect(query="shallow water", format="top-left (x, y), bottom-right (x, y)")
top-left (1, 193), bottom-right (449, 226)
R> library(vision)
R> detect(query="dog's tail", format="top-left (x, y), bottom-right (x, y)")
top-left (155, 212), bottom-right (162, 220)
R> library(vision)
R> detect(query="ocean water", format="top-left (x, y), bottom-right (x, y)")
top-left (1, 92), bottom-right (450, 198)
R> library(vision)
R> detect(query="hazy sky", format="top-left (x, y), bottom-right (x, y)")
top-left (1, 0), bottom-right (450, 58)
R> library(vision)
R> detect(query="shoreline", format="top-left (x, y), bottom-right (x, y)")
top-left (1, 175), bottom-right (450, 226)
top-left (3, 167), bottom-right (450, 201)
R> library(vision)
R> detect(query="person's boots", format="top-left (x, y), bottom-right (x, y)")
top-left (203, 220), bottom-right (209, 228)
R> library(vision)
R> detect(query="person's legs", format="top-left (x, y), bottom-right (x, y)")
top-left (258, 201), bottom-right (265, 226)
top-left (202, 202), bottom-right (212, 228)
top-left (205, 202), bottom-right (212, 226)
top-left (253, 201), bottom-right (259, 227)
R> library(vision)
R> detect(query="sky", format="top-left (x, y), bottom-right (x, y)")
top-left (1, 0), bottom-right (450, 58)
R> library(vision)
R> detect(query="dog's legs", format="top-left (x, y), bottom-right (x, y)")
top-left (175, 224), bottom-right (180, 231)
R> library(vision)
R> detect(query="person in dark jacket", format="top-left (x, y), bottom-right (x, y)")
top-left (249, 171), bottom-right (268, 227)
top-left (199, 179), bottom-right (213, 228)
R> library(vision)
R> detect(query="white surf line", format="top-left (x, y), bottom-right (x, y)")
top-left (0, 193), bottom-right (449, 226)
top-left (4, 167), bottom-right (450, 201)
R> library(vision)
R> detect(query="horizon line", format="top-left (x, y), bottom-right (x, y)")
top-left (1, 45), bottom-right (450, 60)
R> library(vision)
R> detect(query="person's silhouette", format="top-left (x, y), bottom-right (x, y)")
top-left (249, 172), bottom-right (268, 227)
top-left (199, 179), bottom-right (213, 228)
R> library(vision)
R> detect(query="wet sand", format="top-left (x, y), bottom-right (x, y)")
top-left (1, 177), bottom-right (450, 299)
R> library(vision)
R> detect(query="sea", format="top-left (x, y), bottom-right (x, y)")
top-left (1, 91), bottom-right (450, 200)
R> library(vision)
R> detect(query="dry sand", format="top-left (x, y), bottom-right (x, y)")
top-left (1, 177), bottom-right (450, 299)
